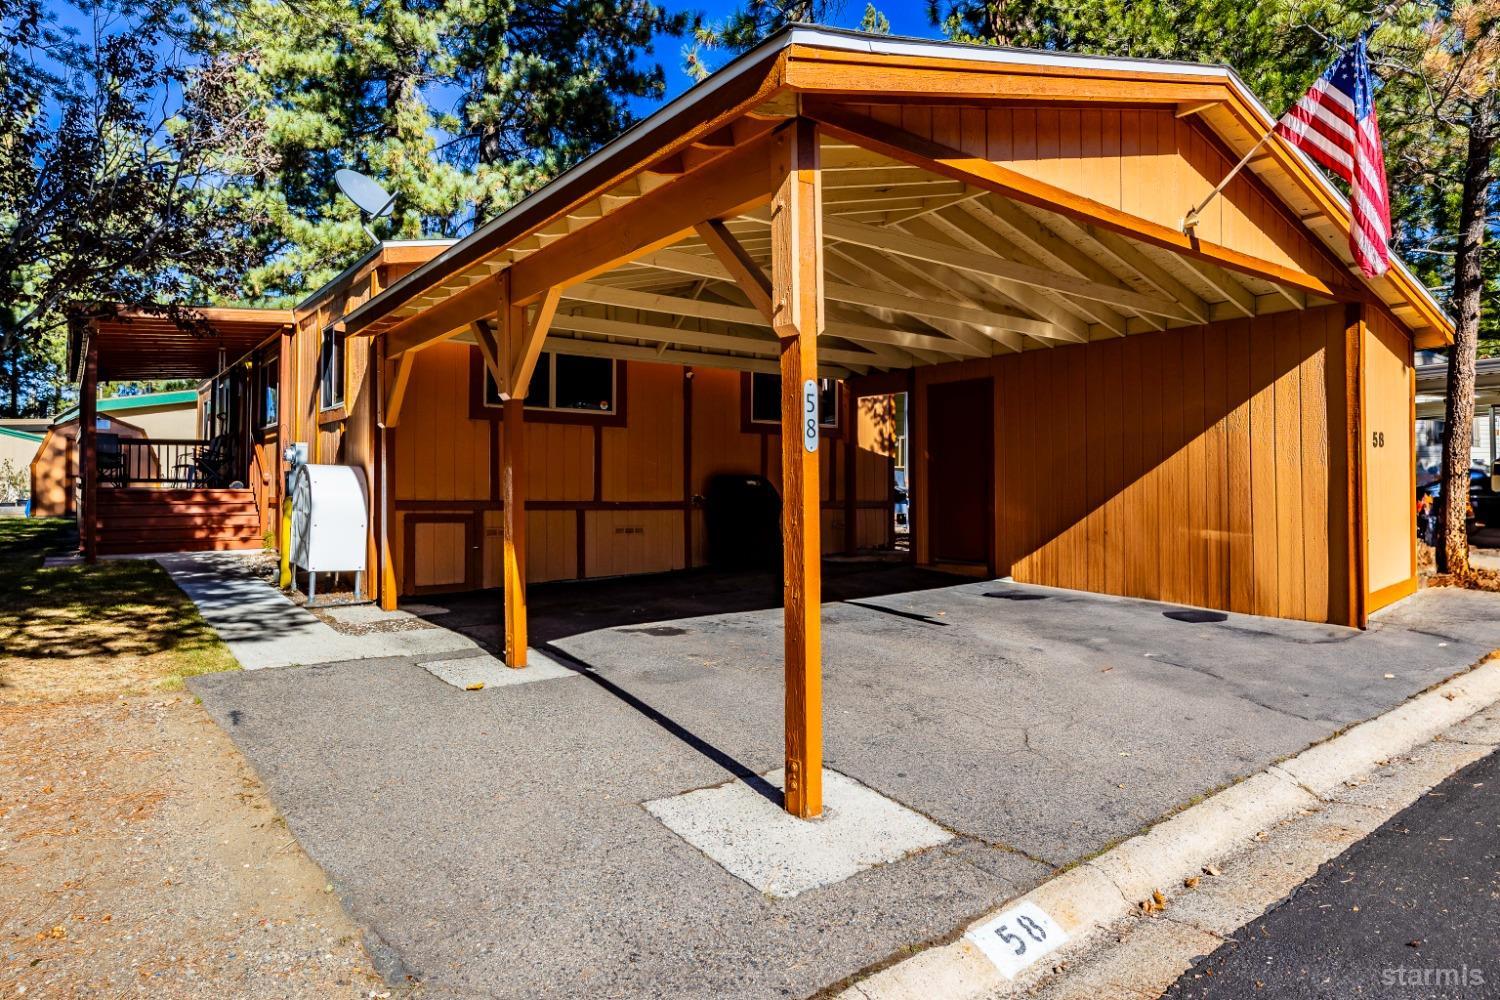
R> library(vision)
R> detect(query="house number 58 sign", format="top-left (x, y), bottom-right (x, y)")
top-left (802, 379), bottom-right (819, 453)
top-left (966, 901), bottom-right (1068, 979)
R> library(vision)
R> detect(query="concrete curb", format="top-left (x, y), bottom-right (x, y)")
top-left (838, 654), bottom-right (1500, 1000)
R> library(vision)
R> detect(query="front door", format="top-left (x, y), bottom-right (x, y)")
top-left (926, 377), bottom-right (993, 567)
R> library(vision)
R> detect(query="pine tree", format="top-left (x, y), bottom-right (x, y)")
top-left (208, 0), bottom-right (688, 304)
top-left (685, 1), bottom-right (840, 80)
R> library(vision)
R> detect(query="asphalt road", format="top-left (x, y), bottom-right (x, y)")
top-left (1166, 746), bottom-right (1500, 999)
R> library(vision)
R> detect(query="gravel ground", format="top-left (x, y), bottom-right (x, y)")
top-left (0, 694), bottom-right (396, 999)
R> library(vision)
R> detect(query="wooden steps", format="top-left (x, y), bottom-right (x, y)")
top-left (95, 488), bottom-right (265, 554)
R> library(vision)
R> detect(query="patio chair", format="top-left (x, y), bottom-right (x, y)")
top-left (185, 434), bottom-right (235, 488)
top-left (96, 433), bottom-right (127, 487)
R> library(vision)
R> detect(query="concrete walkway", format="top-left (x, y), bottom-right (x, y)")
top-left (184, 572), bottom-right (1500, 998)
top-left (158, 552), bottom-right (478, 669)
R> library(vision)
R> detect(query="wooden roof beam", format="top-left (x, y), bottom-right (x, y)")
top-left (633, 248), bottom-right (733, 282)
top-left (563, 281), bottom-right (977, 359)
top-left (822, 277), bottom-right (1066, 343)
top-left (825, 216), bottom-right (1195, 322)
top-left (507, 122), bottom-right (792, 306)
top-left (383, 276), bottom-right (494, 356)
top-left (547, 312), bottom-right (890, 370)
top-left (897, 216), bottom-right (1097, 342)
top-left (1044, 215), bottom-right (1211, 325)
top-left (733, 213), bottom-right (1062, 350)
top-left (805, 102), bottom-right (1350, 303)
top-left (965, 196), bottom-right (1162, 330)
top-left (544, 335), bottom-right (853, 379)
top-left (694, 219), bottom-right (775, 320)
top-left (930, 204), bottom-right (1131, 335)
top-left (825, 242), bottom-right (1028, 352)
top-left (1174, 254), bottom-right (1257, 317)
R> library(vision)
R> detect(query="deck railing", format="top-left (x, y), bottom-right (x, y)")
top-left (102, 438), bottom-right (238, 488)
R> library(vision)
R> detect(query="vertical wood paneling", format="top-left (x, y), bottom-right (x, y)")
top-left (1364, 310), bottom-right (1417, 601)
top-left (392, 356), bottom-right (898, 592)
top-left (1248, 315), bottom-right (1280, 616)
top-left (947, 103), bottom-right (1344, 287)
top-left (1274, 314), bottom-right (1307, 620)
top-left (1300, 309), bottom-right (1332, 623)
top-left (603, 362), bottom-right (682, 501)
top-left (1201, 322), bottom-right (1229, 610)
top-left (1084, 339), bottom-right (1107, 593)
top-left (981, 305), bottom-right (1350, 624)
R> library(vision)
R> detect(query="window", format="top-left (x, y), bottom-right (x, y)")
top-left (211, 377), bottom-right (230, 436)
top-left (483, 351), bottom-right (617, 415)
top-left (749, 372), bottom-right (839, 428)
top-left (319, 328), bottom-right (345, 410)
top-left (257, 357), bottom-right (279, 428)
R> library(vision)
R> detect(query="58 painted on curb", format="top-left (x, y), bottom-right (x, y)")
top-left (966, 901), bottom-right (1069, 980)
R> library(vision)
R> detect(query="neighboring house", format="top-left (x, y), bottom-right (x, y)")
top-left (30, 390), bottom-right (199, 517)
top-left (1415, 353), bottom-right (1500, 484)
top-left (0, 426), bottom-right (45, 502)
top-left (49, 389), bottom-right (200, 441)
top-left (64, 29), bottom-right (1450, 638)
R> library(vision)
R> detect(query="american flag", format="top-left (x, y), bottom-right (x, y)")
top-left (1274, 36), bottom-right (1391, 278)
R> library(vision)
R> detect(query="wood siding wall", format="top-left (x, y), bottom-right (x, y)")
top-left (916, 305), bottom-right (1364, 625)
top-left (1363, 308), bottom-right (1417, 610)
top-left (391, 344), bottom-right (896, 594)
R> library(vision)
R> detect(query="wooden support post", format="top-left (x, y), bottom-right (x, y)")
top-left (498, 271), bottom-right (528, 667)
top-left (79, 337), bottom-right (99, 563)
top-left (772, 118), bottom-right (824, 818)
top-left (377, 340), bottom-right (403, 613)
top-left (501, 398), bottom-right (527, 665)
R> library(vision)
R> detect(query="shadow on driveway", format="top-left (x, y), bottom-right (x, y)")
top-left (188, 572), bottom-right (1500, 999)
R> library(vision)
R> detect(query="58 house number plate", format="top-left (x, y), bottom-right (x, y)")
top-left (802, 379), bottom-right (819, 453)
top-left (965, 901), bottom-right (1068, 979)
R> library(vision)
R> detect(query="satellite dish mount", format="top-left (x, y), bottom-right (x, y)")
top-left (334, 168), bottom-right (398, 246)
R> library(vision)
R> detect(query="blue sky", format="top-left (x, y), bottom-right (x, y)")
top-left (36, 0), bottom-right (946, 155)
top-left (39, 0), bottom-right (944, 107)
top-left (670, 1), bottom-right (940, 96)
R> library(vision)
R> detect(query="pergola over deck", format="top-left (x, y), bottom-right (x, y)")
top-left (338, 28), bottom-right (1452, 818)
top-left (68, 306), bottom-right (295, 559)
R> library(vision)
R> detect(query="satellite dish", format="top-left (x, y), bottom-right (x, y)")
top-left (334, 168), bottom-right (397, 245)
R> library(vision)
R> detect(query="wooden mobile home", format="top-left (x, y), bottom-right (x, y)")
top-left (68, 28), bottom-right (1450, 817)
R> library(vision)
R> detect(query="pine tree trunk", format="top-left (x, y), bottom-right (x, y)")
top-left (1437, 94), bottom-right (1497, 575)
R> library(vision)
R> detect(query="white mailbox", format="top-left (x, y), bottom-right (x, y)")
top-left (289, 464), bottom-right (368, 603)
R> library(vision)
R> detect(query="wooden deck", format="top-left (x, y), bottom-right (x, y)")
top-left (95, 487), bottom-right (264, 555)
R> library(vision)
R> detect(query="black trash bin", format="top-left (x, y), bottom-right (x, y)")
top-left (704, 474), bottom-right (782, 571)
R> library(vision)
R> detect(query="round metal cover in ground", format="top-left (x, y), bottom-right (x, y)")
top-left (1163, 609), bottom-right (1229, 624)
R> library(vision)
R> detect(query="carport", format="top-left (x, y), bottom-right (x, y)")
top-left (334, 27), bottom-right (1451, 818)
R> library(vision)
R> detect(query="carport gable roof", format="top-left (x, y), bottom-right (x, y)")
top-left (340, 27), bottom-right (1451, 363)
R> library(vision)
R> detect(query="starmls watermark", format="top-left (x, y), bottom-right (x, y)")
top-left (1381, 965), bottom-right (1485, 991)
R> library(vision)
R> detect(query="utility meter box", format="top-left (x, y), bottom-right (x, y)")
top-left (289, 464), bottom-right (368, 575)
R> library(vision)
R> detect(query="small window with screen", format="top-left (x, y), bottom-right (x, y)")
top-left (483, 351), bottom-right (618, 416)
top-left (319, 327), bottom-right (345, 410)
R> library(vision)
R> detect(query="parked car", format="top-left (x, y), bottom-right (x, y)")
top-left (1416, 467), bottom-right (1496, 543)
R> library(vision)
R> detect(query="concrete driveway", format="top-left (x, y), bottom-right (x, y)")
top-left (188, 567), bottom-right (1500, 999)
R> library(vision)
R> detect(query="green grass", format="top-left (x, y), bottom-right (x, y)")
top-left (0, 518), bottom-right (238, 699)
